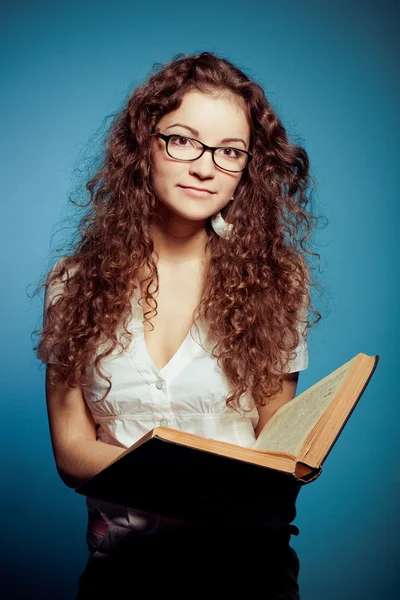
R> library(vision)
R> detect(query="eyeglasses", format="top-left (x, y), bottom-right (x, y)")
top-left (155, 132), bottom-right (253, 173)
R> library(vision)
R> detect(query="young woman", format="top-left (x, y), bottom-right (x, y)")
top-left (37, 51), bottom-right (321, 598)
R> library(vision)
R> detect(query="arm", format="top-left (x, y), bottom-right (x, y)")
top-left (253, 372), bottom-right (299, 439)
top-left (45, 365), bottom-right (126, 489)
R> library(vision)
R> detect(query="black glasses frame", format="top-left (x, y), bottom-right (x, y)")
top-left (155, 132), bottom-right (253, 173)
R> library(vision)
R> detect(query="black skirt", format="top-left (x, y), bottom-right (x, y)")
top-left (75, 524), bottom-right (301, 599)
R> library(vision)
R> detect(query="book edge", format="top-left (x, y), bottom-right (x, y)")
top-left (151, 429), bottom-right (298, 473)
top-left (300, 353), bottom-right (379, 469)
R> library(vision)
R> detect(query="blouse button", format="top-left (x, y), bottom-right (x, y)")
top-left (155, 380), bottom-right (164, 390)
top-left (160, 419), bottom-right (168, 427)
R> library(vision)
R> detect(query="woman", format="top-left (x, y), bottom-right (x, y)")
top-left (36, 51), bottom-right (321, 598)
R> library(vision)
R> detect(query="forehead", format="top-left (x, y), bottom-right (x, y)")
top-left (158, 90), bottom-right (251, 143)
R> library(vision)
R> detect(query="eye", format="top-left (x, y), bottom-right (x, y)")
top-left (217, 147), bottom-right (242, 159)
top-left (170, 135), bottom-right (194, 147)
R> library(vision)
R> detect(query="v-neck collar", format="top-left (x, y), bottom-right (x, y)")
top-left (138, 324), bottom-right (202, 380)
top-left (129, 284), bottom-right (206, 382)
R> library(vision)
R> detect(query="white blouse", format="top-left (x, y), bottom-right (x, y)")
top-left (39, 261), bottom-right (308, 552)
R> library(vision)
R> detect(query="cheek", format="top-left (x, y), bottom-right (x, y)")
top-left (150, 154), bottom-right (168, 188)
top-left (224, 174), bottom-right (242, 196)
top-left (151, 157), bottom-right (185, 196)
top-left (164, 159), bottom-right (185, 179)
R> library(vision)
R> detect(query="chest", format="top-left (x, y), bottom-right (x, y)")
top-left (140, 262), bottom-right (205, 372)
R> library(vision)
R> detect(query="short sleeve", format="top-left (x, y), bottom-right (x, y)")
top-left (37, 258), bottom-right (68, 364)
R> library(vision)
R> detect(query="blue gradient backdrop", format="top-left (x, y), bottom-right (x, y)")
top-left (2, 0), bottom-right (399, 598)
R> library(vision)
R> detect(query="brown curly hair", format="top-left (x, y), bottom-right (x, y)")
top-left (35, 51), bottom-right (324, 412)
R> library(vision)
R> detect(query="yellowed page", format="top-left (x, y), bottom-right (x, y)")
top-left (252, 356), bottom-right (358, 456)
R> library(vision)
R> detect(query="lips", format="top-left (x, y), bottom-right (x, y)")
top-left (179, 186), bottom-right (215, 194)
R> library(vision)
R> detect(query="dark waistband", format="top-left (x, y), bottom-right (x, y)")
top-left (89, 512), bottom-right (299, 542)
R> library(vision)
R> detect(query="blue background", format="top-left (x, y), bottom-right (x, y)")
top-left (2, 0), bottom-right (399, 598)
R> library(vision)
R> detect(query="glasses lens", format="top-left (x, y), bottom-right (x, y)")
top-left (167, 136), bottom-right (203, 160)
top-left (167, 135), bottom-right (248, 172)
top-left (214, 147), bottom-right (248, 172)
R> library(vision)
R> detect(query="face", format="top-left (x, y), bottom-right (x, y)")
top-left (150, 90), bottom-right (251, 224)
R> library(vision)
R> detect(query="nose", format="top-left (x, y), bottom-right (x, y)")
top-left (188, 148), bottom-right (217, 178)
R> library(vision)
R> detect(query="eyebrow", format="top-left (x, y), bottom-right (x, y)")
top-left (165, 123), bottom-right (247, 148)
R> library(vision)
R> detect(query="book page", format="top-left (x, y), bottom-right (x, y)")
top-left (252, 356), bottom-right (357, 456)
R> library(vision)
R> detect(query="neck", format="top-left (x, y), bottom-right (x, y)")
top-left (150, 205), bottom-right (210, 266)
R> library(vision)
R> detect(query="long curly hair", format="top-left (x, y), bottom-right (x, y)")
top-left (35, 51), bottom-right (324, 411)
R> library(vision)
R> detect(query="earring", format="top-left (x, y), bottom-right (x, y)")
top-left (211, 196), bottom-right (234, 239)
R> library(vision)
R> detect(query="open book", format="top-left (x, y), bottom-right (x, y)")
top-left (75, 352), bottom-right (379, 524)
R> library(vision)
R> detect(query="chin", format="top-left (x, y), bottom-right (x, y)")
top-left (178, 211), bottom-right (213, 223)
top-left (164, 203), bottom-right (216, 222)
